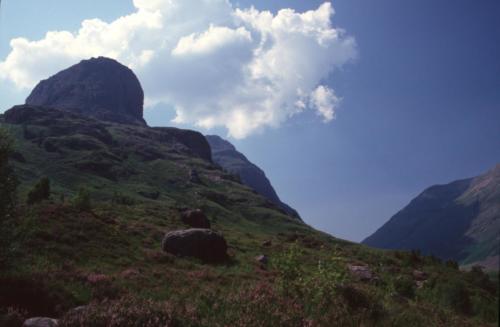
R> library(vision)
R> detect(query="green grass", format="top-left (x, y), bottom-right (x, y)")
top-left (0, 109), bottom-right (498, 326)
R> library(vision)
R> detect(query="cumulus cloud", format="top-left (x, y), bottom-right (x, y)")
top-left (0, 0), bottom-right (356, 138)
top-left (310, 85), bottom-right (340, 122)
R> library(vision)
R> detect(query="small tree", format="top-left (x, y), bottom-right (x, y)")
top-left (73, 188), bottom-right (91, 211)
top-left (27, 177), bottom-right (51, 205)
top-left (0, 127), bottom-right (18, 265)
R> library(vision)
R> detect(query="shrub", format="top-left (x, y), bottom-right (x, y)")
top-left (466, 266), bottom-right (496, 293)
top-left (0, 307), bottom-right (27, 327)
top-left (394, 275), bottom-right (416, 299)
top-left (27, 177), bottom-right (51, 205)
top-left (0, 275), bottom-right (77, 317)
top-left (273, 243), bottom-right (348, 319)
top-left (73, 188), bottom-right (91, 211)
top-left (434, 277), bottom-right (472, 315)
top-left (111, 191), bottom-right (136, 205)
top-left (445, 260), bottom-right (459, 270)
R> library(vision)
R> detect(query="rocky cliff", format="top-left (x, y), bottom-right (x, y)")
top-left (26, 57), bottom-right (145, 125)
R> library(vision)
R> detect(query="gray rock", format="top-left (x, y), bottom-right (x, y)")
top-left (412, 269), bottom-right (428, 281)
top-left (189, 169), bottom-right (202, 184)
top-left (255, 255), bottom-right (268, 265)
top-left (181, 209), bottom-right (211, 229)
top-left (26, 57), bottom-right (145, 125)
top-left (68, 306), bottom-right (88, 315)
top-left (161, 229), bottom-right (227, 263)
top-left (23, 317), bottom-right (59, 327)
top-left (348, 264), bottom-right (376, 282)
top-left (262, 240), bottom-right (272, 247)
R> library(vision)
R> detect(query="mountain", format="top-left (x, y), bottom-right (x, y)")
top-left (26, 57), bottom-right (145, 125)
top-left (206, 135), bottom-right (301, 220)
top-left (363, 165), bottom-right (500, 270)
top-left (0, 58), bottom-right (497, 326)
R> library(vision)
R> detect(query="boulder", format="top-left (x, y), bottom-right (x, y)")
top-left (23, 317), bottom-right (59, 327)
top-left (412, 269), bottom-right (428, 281)
top-left (262, 240), bottom-right (272, 247)
top-left (189, 169), bottom-right (202, 184)
top-left (255, 255), bottom-right (268, 265)
top-left (161, 229), bottom-right (227, 263)
top-left (181, 209), bottom-right (211, 229)
top-left (348, 264), bottom-right (376, 282)
top-left (25, 57), bottom-right (145, 125)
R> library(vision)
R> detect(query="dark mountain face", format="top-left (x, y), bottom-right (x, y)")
top-left (26, 57), bottom-right (145, 125)
top-left (206, 135), bottom-right (301, 220)
top-left (3, 105), bottom-right (212, 164)
top-left (363, 165), bottom-right (500, 268)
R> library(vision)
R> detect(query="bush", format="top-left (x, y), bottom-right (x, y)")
top-left (0, 275), bottom-right (77, 317)
top-left (435, 277), bottom-right (472, 315)
top-left (27, 177), bottom-right (51, 205)
top-left (273, 244), bottom-right (348, 319)
top-left (0, 307), bottom-right (26, 327)
top-left (394, 275), bottom-right (416, 299)
top-left (111, 191), bottom-right (136, 206)
top-left (466, 266), bottom-right (496, 293)
top-left (73, 188), bottom-right (91, 211)
top-left (445, 260), bottom-right (459, 270)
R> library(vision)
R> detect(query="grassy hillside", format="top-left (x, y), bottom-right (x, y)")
top-left (0, 106), bottom-right (498, 326)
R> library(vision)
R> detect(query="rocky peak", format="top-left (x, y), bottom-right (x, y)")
top-left (205, 135), bottom-right (236, 153)
top-left (25, 57), bottom-right (145, 125)
top-left (205, 135), bottom-right (301, 220)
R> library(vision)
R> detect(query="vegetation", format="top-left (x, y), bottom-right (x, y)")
top-left (0, 109), bottom-right (497, 326)
top-left (0, 127), bottom-right (17, 267)
top-left (27, 177), bottom-right (51, 205)
top-left (73, 188), bottom-right (92, 211)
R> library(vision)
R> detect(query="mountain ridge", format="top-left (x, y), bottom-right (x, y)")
top-left (363, 164), bottom-right (500, 270)
top-left (206, 135), bottom-right (301, 220)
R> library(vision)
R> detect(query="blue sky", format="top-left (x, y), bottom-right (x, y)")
top-left (0, 0), bottom-right (499, 241)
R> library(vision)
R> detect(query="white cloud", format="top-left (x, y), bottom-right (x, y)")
top-left (172, 26), bottom-right (252, 56)
top-left (310, 85), bottom-right (340, 122)
top-left (0, 1), bottom-right (356, 138)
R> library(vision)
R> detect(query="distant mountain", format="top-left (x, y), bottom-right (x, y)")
top-left (26, 57), bottom-right (146, 125)
top-left (363, 164), bottom-right (500, 269)
top-left (206, 135), bottom-right (301, 220)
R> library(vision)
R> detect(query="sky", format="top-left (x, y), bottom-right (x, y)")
top-left (0, 0), bottom-right (499, 241)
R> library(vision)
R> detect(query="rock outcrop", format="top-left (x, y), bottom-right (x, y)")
top-left (26, 57), bottom-right (145, 125)
top-left (23, 317), bottom-right (59, 327)
top-left (2, 105), bottom-right (212, 164)
top-left (348, 264), bottom-right (376, 282)
top-left (181, 209), bottom-right (211, 229)
top-left (161, 229), bottom-right (227, 263)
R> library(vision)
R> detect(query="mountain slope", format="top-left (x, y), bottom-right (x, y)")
top-left (2, 107), bottom-right (497, 325)
top-left (206, 135), bottom-right (301, 220)
top-left (0, 58), bottom-right (497, 326)
top-left (363, 165), bottom-right (500, 269)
